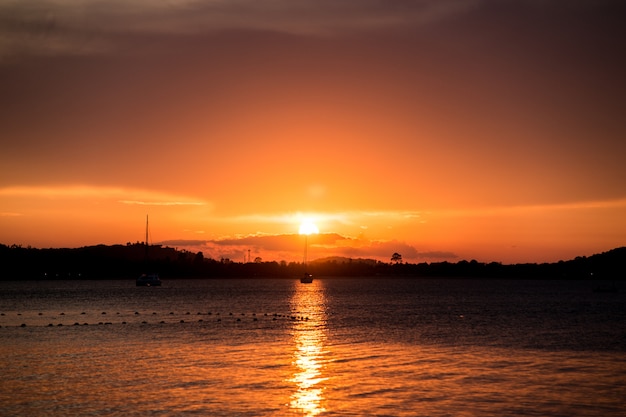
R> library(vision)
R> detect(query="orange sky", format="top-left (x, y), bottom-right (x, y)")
top-left (1, 1), bottom-right (625, 264)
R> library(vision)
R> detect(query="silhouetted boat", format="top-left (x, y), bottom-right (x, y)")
top-left (300, 273), bottom-right (313, 284)
top-left (136, 215), bottom-right (161, 286)
top-left (136, 273), bottom-right (161, 287)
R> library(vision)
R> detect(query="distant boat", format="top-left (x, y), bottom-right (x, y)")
top-left (136, 215), bottom-right (161, 287)
top-left (137, 273), bottom-right (161, 287)
top-left (301, 273), bottom-right (313, 284)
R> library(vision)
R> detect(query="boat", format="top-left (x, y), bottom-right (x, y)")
top-left (301, 273), bottom-right (313, 284)
top-left (136, 215), bottom-right (161, 286)
top-left (137, 273), bottom-right (161, 287)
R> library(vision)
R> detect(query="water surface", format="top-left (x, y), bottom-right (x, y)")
top-left (1, 278), bottom-right (625, 416)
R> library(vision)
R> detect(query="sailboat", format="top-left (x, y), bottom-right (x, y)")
top-left (136, 215), bottom-right (161, 286)
top-left (300, 232), bottom-right (313, 283)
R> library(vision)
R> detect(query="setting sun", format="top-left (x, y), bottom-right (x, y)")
top-left (299, 219), bottom-right (319, 236)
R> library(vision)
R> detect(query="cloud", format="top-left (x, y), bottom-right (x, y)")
top-left (0, 0), bottom-right (482, 60)
top-left (157, 210), bottom-right (454, 262)
top-left (0, 185), bottom-right (209, 207)
top-left (160, 232), bottom-right (457, 263)
top-left (118, 200), bottom-right (206, 206)
top-left (0, 2), bottom-right (112, 60)
top-left (222, 210), bottom-right (421, 227)
top-left (212, 233), bottom-right (345, 251)
top-left (0, 185), bottom-right (123, 198)
top-left (5, 0), bottom-right (481, 33)
top-left (159, 239), bottom-right (208, 247)
top-left (329, 239), bottom-right (457, 261)
top-left (439, 197), bottom-right (626, 218)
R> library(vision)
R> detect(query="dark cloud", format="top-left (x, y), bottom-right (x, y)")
top-left (158, 239), bottom-right (208, 247)
top-left (214, 233), bottom-right (347, 251)
top-left (160, 234), bottom-right (457, 263)
top-left (4, 0), bottom-right (624, 61)
top-left (331, 239), bottom-right (458, 261)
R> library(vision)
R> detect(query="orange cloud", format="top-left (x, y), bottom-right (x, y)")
top-left (161, 232), bottom-right (457, 264)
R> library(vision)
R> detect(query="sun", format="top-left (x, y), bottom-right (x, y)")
top-left (299, 219), bottom-right (319, 235)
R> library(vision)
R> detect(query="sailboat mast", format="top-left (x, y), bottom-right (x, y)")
top-left (303, 234), bottom-right (308, 269)
top-left (145, 215), bottom-right (149, 246)
top-left (299, 232), bottom-right (313, 282)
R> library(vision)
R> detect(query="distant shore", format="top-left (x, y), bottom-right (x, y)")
top-left (1, 243), bottom-right (624, 281)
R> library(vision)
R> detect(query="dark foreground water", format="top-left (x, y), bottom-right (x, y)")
top-left (1, 278), bottom-right (625, 416)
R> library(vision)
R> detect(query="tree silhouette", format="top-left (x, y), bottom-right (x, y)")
top-left (391, 252), bottom-right (403, 264)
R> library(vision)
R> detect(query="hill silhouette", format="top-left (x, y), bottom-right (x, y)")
top-left (0, 243), bottom-right (624, 281)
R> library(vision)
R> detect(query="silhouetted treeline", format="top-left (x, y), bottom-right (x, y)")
top-left (0, 243), bottom-right (624, 281)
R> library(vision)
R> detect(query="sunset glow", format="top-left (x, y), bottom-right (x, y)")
top-left (290, 281), bottom-right (328, 416)
top-left (1, 1), bottom-right (625, 264)
top-left (299, 219), bottom-right (320, 236)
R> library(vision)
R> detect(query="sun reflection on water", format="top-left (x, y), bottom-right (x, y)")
top-left (289, 280), bottom-right (328, 416)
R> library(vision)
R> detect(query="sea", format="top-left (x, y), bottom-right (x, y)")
top-left (1, 278), bottom-right (624, 416)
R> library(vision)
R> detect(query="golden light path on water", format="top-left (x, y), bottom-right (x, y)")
top-left (289, 280), bottom-right (328, 416)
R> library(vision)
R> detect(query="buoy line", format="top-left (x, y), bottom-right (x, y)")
top-left (0, 310), bottom-right (312, 328)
